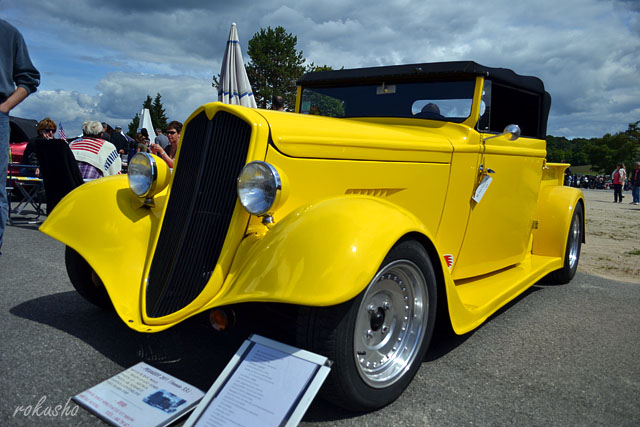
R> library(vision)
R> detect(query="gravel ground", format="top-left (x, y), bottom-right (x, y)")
top-left (579, 188), bottom-right (640, 284)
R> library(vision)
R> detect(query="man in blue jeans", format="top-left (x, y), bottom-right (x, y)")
top-left (0, 19), bottom-right (40, 255)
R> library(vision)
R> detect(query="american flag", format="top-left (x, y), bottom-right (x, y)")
top-left (58, 122), bottom-right (67, 141)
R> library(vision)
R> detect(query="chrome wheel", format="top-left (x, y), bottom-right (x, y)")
top-left (296, 240), bottom-right (436, 411)
top-left (567, 211), bottom-right (581, 270)
top-left (354, 259), bottom-right (429, 388)
top-left (549, 202), bottom-right (583, 284)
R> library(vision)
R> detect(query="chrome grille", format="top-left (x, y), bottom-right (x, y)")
top-left (146, 111), bottom-right (251, 318)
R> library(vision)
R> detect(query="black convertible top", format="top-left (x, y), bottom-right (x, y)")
top-left (298, 61), bottom-right (547, 96)
top-left (298, 61), bottom-right (551, 137)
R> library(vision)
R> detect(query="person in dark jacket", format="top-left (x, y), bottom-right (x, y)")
top-left (110, 126), bottom-right (128, 154)
top-left (35, 138), bottom-right (83, 214)
top-left (101, 122), bottom-right (111, 141)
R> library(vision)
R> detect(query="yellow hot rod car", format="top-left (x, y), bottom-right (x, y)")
top-left (41, 61), bottom-right (584, 411)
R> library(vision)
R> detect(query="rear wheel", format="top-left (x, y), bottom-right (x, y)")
top-left (549, 202), bottom-right (583, 284)
top-left (65, 246), bottom-right (113, 309)
top-left (297, 240), bottom-right (437, 411)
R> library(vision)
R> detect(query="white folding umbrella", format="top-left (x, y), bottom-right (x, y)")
top-left (218, 23), bottom-right (257, 108)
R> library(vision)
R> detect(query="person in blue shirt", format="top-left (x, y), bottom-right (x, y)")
top-left (0, 19), bottom-right (40, 255)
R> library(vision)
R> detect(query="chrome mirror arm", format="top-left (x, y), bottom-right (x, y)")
top-left (483, 124), bottom-right (521, 142)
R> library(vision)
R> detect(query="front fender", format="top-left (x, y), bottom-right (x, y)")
top-left (214, 196), bottom-right (433, 307)
top-left (39, 175), bottom-right (162, 330)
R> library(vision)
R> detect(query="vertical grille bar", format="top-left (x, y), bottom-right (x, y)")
top-left (146, 111), bottom-right (251, 318)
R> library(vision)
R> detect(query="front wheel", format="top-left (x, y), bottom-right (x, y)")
top-left (65, 246), bottom-right (113, 309)
top-left (549, 202), bottom-right (584, 284)
top-left (297, 240), bottom-right (437, 411)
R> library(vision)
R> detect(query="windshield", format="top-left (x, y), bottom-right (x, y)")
top-left (300, 80), bottom-right (476, 122)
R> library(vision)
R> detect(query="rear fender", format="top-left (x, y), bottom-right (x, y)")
top-left (532, 185), bottom-right (585, 258)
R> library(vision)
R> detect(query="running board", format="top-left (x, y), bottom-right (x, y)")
top-left (447, 254), bottom-right (563, 334)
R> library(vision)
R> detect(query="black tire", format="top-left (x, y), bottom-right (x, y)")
top-left (65, 246), bottom-right (114, 310)
top-left (549, 202), bottom-right (583, 284)
top-left (296, 240), bottom-right (437, 412)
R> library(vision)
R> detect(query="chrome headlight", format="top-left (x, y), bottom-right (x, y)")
top-left (128, 153), bottom-right (157, 197)
top-left (237, 161), bottom-right (282, 216)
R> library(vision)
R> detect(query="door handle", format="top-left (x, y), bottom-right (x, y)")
top-left (479, 165), bottom-right (496, 174)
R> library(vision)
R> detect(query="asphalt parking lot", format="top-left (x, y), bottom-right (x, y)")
top-left (1, 223), bottom-right (639, 426)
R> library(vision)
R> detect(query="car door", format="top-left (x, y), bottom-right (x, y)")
top-left (451, 79), bottom-right (547, 280)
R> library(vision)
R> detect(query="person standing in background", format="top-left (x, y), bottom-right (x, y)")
top-left (0, 19), bottom-right (41, 255)
top-left (101, 122), bottom-right (111, 142)
top-left (154, 128), bottom-right (170, 152)
top-left (630, 162), bottom-right (640, 205)
top-left (611, 163), bottom-right (626, 203)
top-left (69, 121), bottom-right (121, 180)
top-left (110, 126), bottom-right (128, 155)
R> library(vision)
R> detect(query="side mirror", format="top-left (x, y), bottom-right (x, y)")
top-left (483, 124), bottom-right (521, 142)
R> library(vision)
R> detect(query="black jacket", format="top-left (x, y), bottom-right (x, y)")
top-left (35, 138), bottom-right (84, 214)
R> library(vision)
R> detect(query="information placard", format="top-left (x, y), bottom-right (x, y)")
top-left (73, 362), bottom-right (204, 427)
top-left (185, 335), bottom-right (332, 427)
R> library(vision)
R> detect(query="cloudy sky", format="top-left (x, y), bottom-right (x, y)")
top-left (2, 0), bottom-right (639, 139)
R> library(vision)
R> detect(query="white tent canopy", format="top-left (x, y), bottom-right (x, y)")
top-left (218, 23), bottom-right (257, 108)
top-left (138, 108), bottom-right (157, 139)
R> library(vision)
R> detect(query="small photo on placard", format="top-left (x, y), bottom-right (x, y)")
top-left (143, 390), bottom-right (187, 414)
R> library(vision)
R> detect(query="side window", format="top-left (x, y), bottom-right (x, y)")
top-left (478, 80), bottom-right (542, 138)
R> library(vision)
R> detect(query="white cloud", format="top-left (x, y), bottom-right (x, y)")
top-left (13, 73), bottom-right (216, 137)
top-left (3, 0), bottom-right (639, 139)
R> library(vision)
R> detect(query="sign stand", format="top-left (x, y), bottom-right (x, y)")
top-left (184, 334), bottom-right (332, 427)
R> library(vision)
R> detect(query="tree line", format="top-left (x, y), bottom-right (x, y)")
top-left (129, 25), bottom-right (640, 173)
top-left (547, 121), bottom-right (640, 174)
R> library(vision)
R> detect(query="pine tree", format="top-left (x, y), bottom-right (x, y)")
top-left (151, 93), bottom-right (168, 130)
top-left (127, 93), bottom-right (168, 137)
top-left (127, 114), bottom-right (139, 138)
top-left (246, 26), bottom-right (306, 109)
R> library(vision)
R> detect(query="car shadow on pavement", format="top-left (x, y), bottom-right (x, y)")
top-left (9, 292), bottom-right (277, 391)
top-left (10, 292), bottom-right (360, 422)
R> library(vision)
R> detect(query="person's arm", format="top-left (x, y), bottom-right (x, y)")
top-left (150, 143), bottom-right (174, 168)
top-left (2, 30), bottom-right (40, 112)
top-left (0, 86), bottom-right (29, 113)
top-left (157, 148), bottom-right (174, 168)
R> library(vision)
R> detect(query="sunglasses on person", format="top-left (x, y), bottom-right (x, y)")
top-left (43, 129), bottom-right (55, 133)
top-left (166, 131), bottom-right (177, 135)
